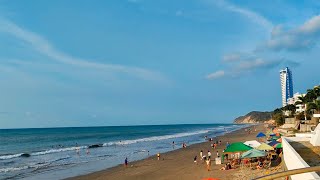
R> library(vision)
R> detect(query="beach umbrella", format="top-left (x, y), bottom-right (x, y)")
top-left (202, 178), bottom-right (220, 180)
top-left (256, 132), bottom-right (266, 138)
top-left (224, 142), bottom-right (252, 153)
top-left (256, 143), bottom-right (274, 151)
top-left (241, 149), bottom-right (266, 158)
top-left (244, 140), bottom-right (261, 148)
top-left (273, 143), bottom-right (282, 149)
top-left (268, 140), bottom-right (278, 146)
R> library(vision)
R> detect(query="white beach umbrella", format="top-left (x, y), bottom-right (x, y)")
top-left (244, 140), bottom-right (261, 148)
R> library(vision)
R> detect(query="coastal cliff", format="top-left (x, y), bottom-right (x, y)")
top-left (233, 111), bottom-right (272, 124)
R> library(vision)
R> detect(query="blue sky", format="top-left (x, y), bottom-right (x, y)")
top-left (0, 0), bottom-right (320, 128)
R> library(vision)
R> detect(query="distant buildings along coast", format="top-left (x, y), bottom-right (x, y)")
top-left (280, 67), bottom-right (293, 107)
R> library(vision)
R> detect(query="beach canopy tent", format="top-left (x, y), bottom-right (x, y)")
top-left (224, 142), bottom-right (252, 153)
top-left (256, 143), bottom-right (274, 151)
top-left (256, 132), bottom-right (266, 138)
top-left (273, 143), bottom-right (282, 149)
top-left (244, 140), bottom-right (261, 148)
top-left (241, 149), bottom-right (266, 159)
top-left (268, 140), bottom-right (279, 146)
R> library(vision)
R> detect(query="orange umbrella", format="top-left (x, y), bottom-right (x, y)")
top-left (203, 178), bottom-right (220, 180)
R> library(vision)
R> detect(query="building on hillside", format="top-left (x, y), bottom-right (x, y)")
top-left (280, 67), bottom-right (293, 107)
top-left (287, 92), bottom-right (306, 113)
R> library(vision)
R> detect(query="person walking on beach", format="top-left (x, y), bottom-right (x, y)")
top-left (213, 143), bottom-right (217, 149)
top-left (205, 157), bottom-right (211, 171)
top-left (216, 151), bottom-right (219, 158)
top-left (124, 157), bottom-right (128, 168)
top-left (200, 150), bottom-right (203, 160)
top-left (157, 153), bottom-right (160, 160)
top-left (172, 141), bottom-right (175, 149)
top-left (207, 150), bottom-right (211, 159)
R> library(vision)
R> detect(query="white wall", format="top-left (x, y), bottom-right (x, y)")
top-left (282, 137), bottom-right (320, 180)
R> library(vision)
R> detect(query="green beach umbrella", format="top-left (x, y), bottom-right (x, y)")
top-left (273, 143), bottom-right (282, 149)
top-left (241, 149), bottom-right (266, 159)
top-left (224, 142), bottom-right (252, 153)
top-left (256, 143), bottom-right (274, 151)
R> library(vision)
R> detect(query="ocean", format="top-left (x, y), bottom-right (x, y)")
top-left (0, 124), bottom-right (247, 180)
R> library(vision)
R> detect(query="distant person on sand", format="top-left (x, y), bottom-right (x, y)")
top-left (213, 143), bottom-right (217, 149)
top-left (200, 150), bottom-right (203, 160)
top-left (157, 153), bottom-right (160, 160)
top-left (193, 156), bottom-right (197, 164)
top-left (207, 150), bottom-right (211, 159)
top-left (124, 157), bottom-right (128, 168)
top-left (226, 141), bottom-right (230, 148)
top-left (205, 157), bottom-right (211, 171)
top-left (219, 140), bottom-right (222, 145)
top-left (216, 151), bottom-right (219, 158)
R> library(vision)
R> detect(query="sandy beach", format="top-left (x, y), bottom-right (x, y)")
top-left (69, 124), bottom-right (266, 180)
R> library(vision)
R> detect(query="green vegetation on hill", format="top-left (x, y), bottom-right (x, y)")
top-left (272, 85), bottom-right (320, 125)
top-left (233, 111), bottom-right (272, 124)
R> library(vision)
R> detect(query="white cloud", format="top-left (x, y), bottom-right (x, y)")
top-left (261, 15), bottom-right (320, 51)
top-left (0, 17), bottom-right (165, 81)
top-left (206, 70), bottom-right (225, 80)
top-left (211, 0), bottom-right (273, 31)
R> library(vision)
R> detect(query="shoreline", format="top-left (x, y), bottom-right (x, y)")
top-left (69, 123), bottom-right (263, 180)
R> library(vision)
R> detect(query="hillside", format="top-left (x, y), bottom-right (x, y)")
top-left (233, 111), bottom-right (272, 124)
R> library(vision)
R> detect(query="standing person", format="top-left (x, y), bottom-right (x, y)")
top-left (213, 143), bottom-right (217, 149)
top-left (226, 141), bottom-right (230, 148)
top-left (207, 150), bottom-right (211, 159)
top-left (200, 150), bottom-right (203, 160)
top-left (157, 153), bottom-right (160, 160)
top-left (206, 157), bottom-right (211, 171)
top-left (216, 151), bottom-right (219, 158)
top-left (124, 157), bottom-right (128, 168)
top-left (219, 140), bottom-right (222, 145)
top-left (172, 141), bottom-right (175, 149)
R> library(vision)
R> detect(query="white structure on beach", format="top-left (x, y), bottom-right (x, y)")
top-left (282, 119), bottom-right (320, 180)
top-left (280, 67), bottom-right (293, 107)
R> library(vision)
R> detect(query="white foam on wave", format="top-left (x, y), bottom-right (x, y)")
top-left (103, 129), bottom-right (210, 146)
top-left (0, 153), bottom-right (23, 160)
top-left (31, 146), bottom-right (86, 156)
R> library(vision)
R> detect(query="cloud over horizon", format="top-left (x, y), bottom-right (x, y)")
top-left (206, 53), bottom-right (299, 80)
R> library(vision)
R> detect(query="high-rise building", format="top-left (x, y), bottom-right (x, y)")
top-left (280, 67), bottom-right (293, 107)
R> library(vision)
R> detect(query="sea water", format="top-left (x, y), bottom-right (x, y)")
top-left (0, 124), bottom-right (247, 179)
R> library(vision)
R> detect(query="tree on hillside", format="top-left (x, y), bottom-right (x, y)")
top-left (295, 95), bottom-right (309, 120)
top-left (314, 85), bottom-right (320, 98)
top-left (307, 100), bottom-right (320, 114)
top-left (282, 104), bottom-right (296, 116)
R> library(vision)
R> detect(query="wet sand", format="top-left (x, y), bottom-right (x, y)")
top-left (69, 124), bottom-right (266, 180)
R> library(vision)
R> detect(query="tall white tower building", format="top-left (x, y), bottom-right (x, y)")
top-left (280, 67), bottom-right (293, 107)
